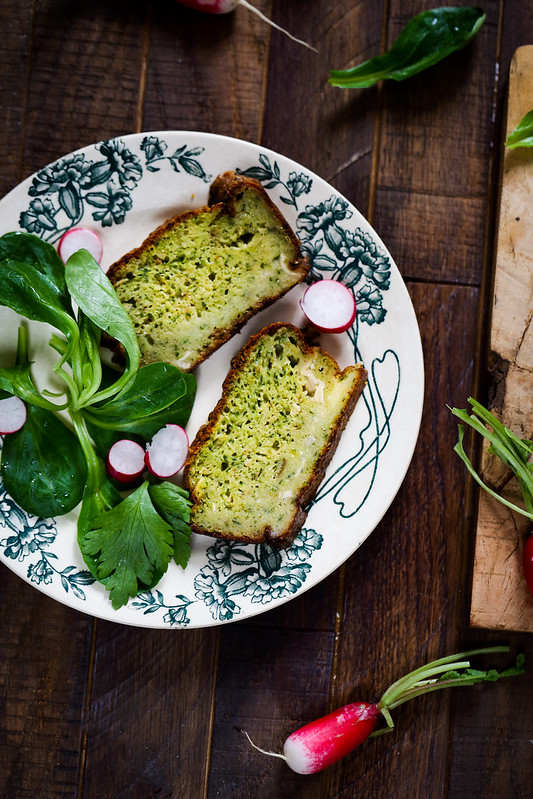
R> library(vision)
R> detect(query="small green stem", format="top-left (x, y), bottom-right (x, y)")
top-left (69, 409), bottom-right (104, 493)
top-left (451, 401), bottom-right (533, 518)
top-left (377, 647), bottom-right (515, 717)
top-left (16, 325), bottom-right (29, 366)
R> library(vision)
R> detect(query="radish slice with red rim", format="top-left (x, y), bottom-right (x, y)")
top-left (0, 396), bottom-right (27, 434)
top-left (299, 280), bottom-right (356, 333)
top-left (107, 439), bottom-right (146, 484)
top-left (58, 227), bottom-right (104, 264)
top-left (145, 424), bottom-right (189, 479)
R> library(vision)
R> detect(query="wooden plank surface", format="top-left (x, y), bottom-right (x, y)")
top-left (470, 45), bottom-right (533, 633)
top-left (1, 2), bottom-right (533, 798)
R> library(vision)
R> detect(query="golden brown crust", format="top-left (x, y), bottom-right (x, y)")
top-left (105, 172), bottom-right (311, 371)
top-left (183, 322), bottom-right (367, 549)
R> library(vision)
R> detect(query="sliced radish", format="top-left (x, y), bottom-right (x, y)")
top-left (58, 227), bottom-right (104, 264)
top-left (0, 396), bottom-right (27, 434)
top-left (145, 424), bottom-right (189, 479)
top-left (107, 439), bottom-right (146, 484)
top-left (299, 280), bottom-right (356, 333)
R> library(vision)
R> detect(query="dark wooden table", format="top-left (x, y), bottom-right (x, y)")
top-left (1, 2), bottom-right (532, 797)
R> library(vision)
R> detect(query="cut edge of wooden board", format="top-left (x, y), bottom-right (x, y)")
top-left (469, 45), bottom-right (533, 632)
top-left (470, 492), bottom-right (533, 632)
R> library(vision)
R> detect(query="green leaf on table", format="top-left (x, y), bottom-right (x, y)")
top-left (505, 109), bottom-right (533, 149)
top-left (149, 481), bottom-right (192, 569)
top-left (80, 481), bottom-right (174, 609)
top-left (329, 6), bottom-right (486, 88)
top-left (0, 404), bottom-right (87, 517)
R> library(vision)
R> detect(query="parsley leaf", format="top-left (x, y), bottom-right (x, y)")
top-left (149, 482), bottom-right (192, 569)
top-left (81, 481), bottom-right (174, 609)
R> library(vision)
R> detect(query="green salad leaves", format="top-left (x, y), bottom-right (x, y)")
top-left (505, 110), bottom-right (533, 149)
top-left (329, 6), bottom-right (486, 89)
top-left (0, 232), bottom-right (197, 608)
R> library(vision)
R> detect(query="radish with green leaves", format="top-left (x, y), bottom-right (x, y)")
top-left (246, 647), bottom-right (524, 774)
top-left (0, 396), bottom-right (27, 435)
top-left (173, 0), bottom-right (316, 50)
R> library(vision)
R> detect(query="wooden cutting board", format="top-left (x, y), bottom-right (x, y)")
top-left (469, 46), bottom-right (533, 632)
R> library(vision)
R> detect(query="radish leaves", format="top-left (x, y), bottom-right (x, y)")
top-left (329, 7), bottom-right (486, 89)
top-left (451, 398), bottom-right (533, 521)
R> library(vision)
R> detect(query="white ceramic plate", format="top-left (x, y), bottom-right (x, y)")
top-left (0, 132), bottom-right (424, 628)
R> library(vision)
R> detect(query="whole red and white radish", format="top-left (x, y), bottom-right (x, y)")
top-left (300, 280), bottom-right (356, 333)
top-left (106, 439), bottom-right (146, 484)
top-left (58, 228), bottom-right (104, 265)
top-left (282, 701), bottom-right (379, 774)
top-left (245, 646), bottom-right (524, 774)
top-left (145, 424), bottom-right (189, 479)
top-left (173, 0), bottom-right (316, 50)
top-left (0, 396), bottom-right (27, 435)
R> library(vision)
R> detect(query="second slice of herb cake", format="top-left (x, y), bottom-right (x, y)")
top-left (183, 322), bottom-right (367, 549)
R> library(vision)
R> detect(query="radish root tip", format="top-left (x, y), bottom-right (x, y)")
top-left (242, 730), bottom-right (287, 761)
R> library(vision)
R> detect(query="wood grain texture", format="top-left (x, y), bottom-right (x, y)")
top-left (0, 570), bottom-right (93, 798)
top-left (21, 0), bottom-right (148, 179)
top-left (0, 0), bottom-right (34, 196)
top-left (142, 0), bottom-right (272, 141)
top-left (81, 624), bottom-right (218, 799)
top-left (207, 625), bottom-right (334, 798)
top-left (374, 0), bottom-right (501, 285)
top-left (470, 46), bottom-right (533, 633)
top-left (262, 0), bottom-right (384, 213)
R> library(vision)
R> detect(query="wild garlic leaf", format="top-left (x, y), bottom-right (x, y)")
top-left (329, 7), bottom-right (486, 88)
top-left (81, 481), bottom-right (173, 609)
top-left (505, 109), bottom-right (533, 149)
top-left (149, 482), bottom-right (192, 569)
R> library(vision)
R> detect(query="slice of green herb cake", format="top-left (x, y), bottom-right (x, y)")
top-left (183, 323), bottom-right (367, 549)
top-left (106, 172), bottom-right (310, 371)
